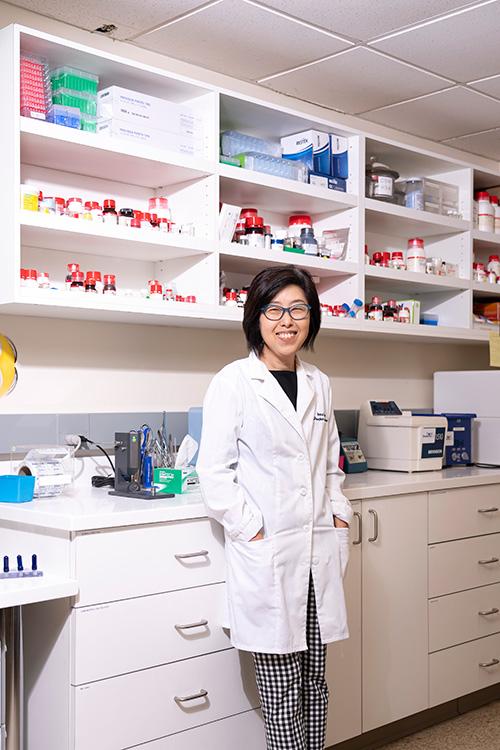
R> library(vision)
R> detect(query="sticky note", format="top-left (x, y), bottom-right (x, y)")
top-left (489, 333), bottom-right (500, 367)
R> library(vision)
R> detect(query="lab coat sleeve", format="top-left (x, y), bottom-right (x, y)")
top-left (326, 382), bottom-right (353, 526)
top-left (197, 373), bottom-right (263, 542)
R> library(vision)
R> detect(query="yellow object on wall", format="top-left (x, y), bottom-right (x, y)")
top-left (0, 335), bottom-right (18, 397)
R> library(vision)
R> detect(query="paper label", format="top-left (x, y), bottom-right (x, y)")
top-left (422, 427), bottom-right (436, 444)
top-left (489, 333), bottom-right (500, 367)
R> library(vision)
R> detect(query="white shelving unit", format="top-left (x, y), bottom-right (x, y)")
top-left (2, 23), bottom-right (500, 344)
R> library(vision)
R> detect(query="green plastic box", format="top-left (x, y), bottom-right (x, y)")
top-left (50, 66), bottom-right (98, 94)
top-left (52, 88), bottom-right (97, 116)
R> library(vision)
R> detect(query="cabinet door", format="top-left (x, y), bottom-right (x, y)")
top-left (325, 502), bottom-right (362, 746)
top-left (362, 493), bottom-right (428, 732)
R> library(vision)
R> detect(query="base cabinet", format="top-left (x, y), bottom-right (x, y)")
top-left (362, 493), bottom-right (429, 732)
top-left (326, 503), bottom-right (362, 746)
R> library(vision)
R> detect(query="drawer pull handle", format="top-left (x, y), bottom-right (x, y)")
top-left (175, 619), bottom-right (209, 630)
top-left (353, 511), bottom-right (362, 546)
top-left (175, 550), bottom-right (209, 560)
top-left (479, 608), bottom-right (500, 616)
top-left (479, 658), bottom-right (500, 668)
top-left (478, 507), bottom-right (499, 514)
top-left (368, 509), bottom-right (379, 543)
top-left (478, 557), bottom-right (500, 565)
top-left (175, 689), bottom-right (208, 703)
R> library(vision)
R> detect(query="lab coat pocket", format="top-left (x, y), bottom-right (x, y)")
top-left (334, 527), bottom-right (350, 579)
top-left (226, 536), bottom-right (277, 647)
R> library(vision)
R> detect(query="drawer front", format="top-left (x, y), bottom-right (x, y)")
top-left (429, 583), bottom-right (500, 652)
top-left (429, 486), bottom-right (500, 544)
top-left (72, 582), bottom-right (230, 684)
top-left (137, 709), bottom-right (265, 750)
top-left (74, 518), bottom-right (225, 606)
top-left (74, 648), bottom-right (259, 750)
top-left (429, 533), bottom-right (500, 598)
top-left (430, 632), bottom-right (500, 706)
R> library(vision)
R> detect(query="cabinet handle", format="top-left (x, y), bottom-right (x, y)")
top-left (479, 658), bottom-right (500, 668)
top-left (175, 689), bottom-right (208, 703)
top-left (478, 557), bottom-right (500, 565)
top-left (368, 509), bottom-right (379, 542)
top-left (479, 608), bottom-right (500, 616)
top-left (175, 550), bottom-right (209, 560)
top-left (478, 507), bottom-right (499, 514)
top-left (175, 619), bottom-right (209, 630)
top-left (353, 511), bottom-right (362, 545)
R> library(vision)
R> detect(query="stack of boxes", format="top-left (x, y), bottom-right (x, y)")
top-left (96, 86), bottom-right (203, 156)
top-left (280, 129), bottom-right (349, 192)
top-left (20, 54), bottom-right (51, 121)
top-left (49, 67), bottom-right (99, 132)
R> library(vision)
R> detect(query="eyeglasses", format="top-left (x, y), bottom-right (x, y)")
top-left (260, 303), bottom-right (311, 321)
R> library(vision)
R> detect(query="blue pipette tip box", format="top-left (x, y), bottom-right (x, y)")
top-left (0, 475), bottom-right (35, 503)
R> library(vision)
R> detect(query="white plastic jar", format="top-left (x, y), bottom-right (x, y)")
top-left (406, 237), bottom-right (426, 273)
top-left (491, 195), bottom-right (500, 234)
top-left (477, 192), bottom-right (494, 233)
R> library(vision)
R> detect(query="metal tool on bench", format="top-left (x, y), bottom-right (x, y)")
top-left (109, 430), bottom-right (174, 499)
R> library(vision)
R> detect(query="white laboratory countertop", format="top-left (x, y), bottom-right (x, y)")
top-left (0, 575), bottom-right (78, 609)
top-left (0, 467), bottom-right (500, 533)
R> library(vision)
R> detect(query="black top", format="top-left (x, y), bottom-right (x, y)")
top-left (270, 370), bottom-right (298, 410)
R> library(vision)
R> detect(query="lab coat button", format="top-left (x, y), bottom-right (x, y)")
top-left (312, 557), bottom-right (319, 566)
top-left (300, 487), bottom-right (307, 496)
top-left (303, 524), bottom-right (309, 531)
top-left (298, 454), bottom-right (304, 462)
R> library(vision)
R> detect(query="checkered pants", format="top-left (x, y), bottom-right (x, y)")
top-left (253, 574), bottom-right (328, 750)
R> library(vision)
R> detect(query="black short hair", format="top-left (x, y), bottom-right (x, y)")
top-left (242, 265), bottom-right (321, 355)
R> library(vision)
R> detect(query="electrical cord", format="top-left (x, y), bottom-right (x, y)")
top-left (77, 435), bottom-right (115, 488)
top-left (474, 462), bottom-right (500, 469)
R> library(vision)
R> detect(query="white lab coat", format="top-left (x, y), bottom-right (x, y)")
top-left (197, 351), bottom-right (353, 654)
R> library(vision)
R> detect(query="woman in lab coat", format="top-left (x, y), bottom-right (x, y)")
top-left (197, 265), bottom-right (352, 750)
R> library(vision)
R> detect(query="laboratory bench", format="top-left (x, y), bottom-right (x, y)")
top-left (1, 466), bottom-right (500, 749)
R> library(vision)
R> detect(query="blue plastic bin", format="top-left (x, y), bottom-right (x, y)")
top-left (0, 475), bottom-right (35, 503)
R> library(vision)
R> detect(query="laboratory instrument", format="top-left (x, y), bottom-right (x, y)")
top-left (339, 438), bottom-right (368, 473)
top-left (358, 400), bottom-right (447, 472)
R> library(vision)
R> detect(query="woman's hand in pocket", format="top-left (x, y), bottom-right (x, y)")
top-left (249, 529), bottom-right (264, 542)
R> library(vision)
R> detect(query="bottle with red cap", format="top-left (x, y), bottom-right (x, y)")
top-left (102, 199), bottom-right (118, 225)
top-left (383, 299), bottom-right (398, 322)
top-left (37, 271), bottom-right (50, 289)
top-left (488, 255), bottom-right (500, 277)
top-left (477, 192), bottom-right (494, 233)
top-left (103, 274), bottom-right (117, 295)
top-left (367, 296), bottom-right (383, 321)
top-left (245, 215), bottom-right (265, 248)
top-left (66, 263), bottom-right (80, 290)
top-left (288, 214), bottom-right (312, 239)
top-left (148, 280), bottom-right (163, 300)
top-left (390, 251), bottom-right (406, 270)
top-left (70, 271), bottom-right (85, 292)
top-left (407, 238), bottom-right (426, 273)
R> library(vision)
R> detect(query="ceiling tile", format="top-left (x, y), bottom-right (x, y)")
top-left (261, 48), bottom-right (450, 115)
top-left (4, 0), bottom-right (210, 38)
top-left (256, 0), bottom-right (480, 42)
top-left (362, 88), bottom-right (500, 141)
top-left (371, 1), bottom-right (500, 83)
top-left (132, 0), bottom-right (351, 81)
top-left (443, 129), bottom-right (500, 159)
top-left (470, 75), bottom-right (500, 100)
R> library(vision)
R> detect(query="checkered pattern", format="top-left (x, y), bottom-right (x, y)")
top-left (253, 574), bottom-right (328, 749)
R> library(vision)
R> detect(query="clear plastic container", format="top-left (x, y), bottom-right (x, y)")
top-left (234, 152), bottom-right (307, 182)
top-left (321, 228), bottom-right (349, 260)
top-left (221, 130), bottom-right (281, 158)
top-left (50, 66), bottom-right (99, 94)
top-left (47, 104), bottom-right (80, 129)
top-left (80, 113), bottom-right (97, 133)
top-left (52, 88), bottom-right (97, 116)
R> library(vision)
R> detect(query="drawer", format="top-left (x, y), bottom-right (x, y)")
top-left (429, 583), bottom-right (500, 652)
top-left (430, 631), bottom-right (500, 706)
top-left (429, 533), bottom-right (500, 598)
top-left (74, 518), bottom-right (225, 606)
top-left (72, 582), bottom-right (230, 684)
top-left (429, 486), bottom-right (500, 544)
top-left (136, 709), bottom-right (265, 750)
top-left (73, 648), bottom-right (259, 750)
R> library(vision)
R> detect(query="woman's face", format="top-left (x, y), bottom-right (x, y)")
top-left (259, 284), bottom-right (310, 365)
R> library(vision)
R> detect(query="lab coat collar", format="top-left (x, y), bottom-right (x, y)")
top-left (247, 351), bottom-right (315, 438)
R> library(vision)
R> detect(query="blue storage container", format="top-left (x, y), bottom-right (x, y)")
top-left (0, 475), bottom-right (35, 503)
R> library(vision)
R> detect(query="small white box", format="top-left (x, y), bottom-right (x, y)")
top-left (97, 118), bottom-right (202, 156)
top-left (97, 86), bottom-right (202, 139)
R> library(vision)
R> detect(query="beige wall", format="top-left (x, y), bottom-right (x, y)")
top-left (0, 3), bottom-right (491, 415)
top-left (0, 314), bottom-right (489, 413)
